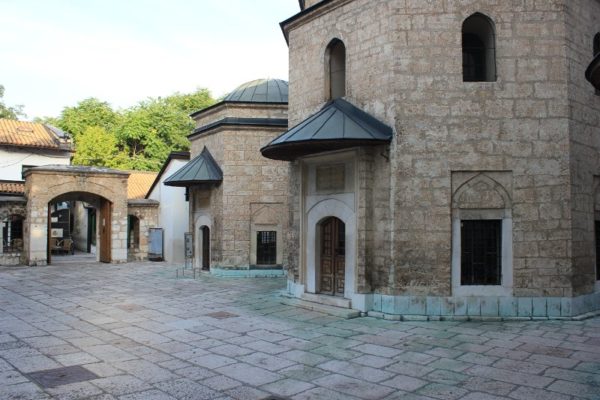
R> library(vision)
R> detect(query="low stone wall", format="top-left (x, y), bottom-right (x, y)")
top-left (0, 252), bottom-right (21, 266)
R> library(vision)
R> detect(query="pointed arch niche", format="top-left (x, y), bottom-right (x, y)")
top-left (451, 172), bottom-right (513, 296)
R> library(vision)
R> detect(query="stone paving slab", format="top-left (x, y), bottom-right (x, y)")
top-left (0, 261), bottom-right (599, 399)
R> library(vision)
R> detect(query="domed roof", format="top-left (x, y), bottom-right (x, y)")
top-left (224, 79), bottom-right (288, 103)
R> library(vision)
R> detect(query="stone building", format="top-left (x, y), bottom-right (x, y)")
top-left (0, 117), bottom-right (159, 266)
top-left (262, 0), bottom-right (600, 319)
top-left (0, 119), bottom-right (71, 264)
top-left (165, 79), bottom-right (289, 276)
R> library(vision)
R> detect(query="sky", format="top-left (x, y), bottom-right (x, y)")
top-left (0, 0), bottom-right (299, 120)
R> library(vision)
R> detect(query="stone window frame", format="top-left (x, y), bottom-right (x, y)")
top-left (324, 38), bottom-right (346, 100)
top-left (250, 224), bottom-right (283, 267)
top-left (462, 12), bottom-right (497, 82)
top-left (451, 174), bottom-right (513, 297)
top-left (255, 230), bottom-right (277, 266)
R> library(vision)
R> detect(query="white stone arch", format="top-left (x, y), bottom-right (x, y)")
top-left (193, 213), bottom-right (212, 270)
top-left (306, 198), bottom-right (356, 299)
top-left (451, 173), bottom-right (513, 296)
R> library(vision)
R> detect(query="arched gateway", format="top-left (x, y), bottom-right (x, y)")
top-left (24, 166), bottom-right (129, 265)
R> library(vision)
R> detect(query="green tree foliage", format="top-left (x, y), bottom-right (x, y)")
top-left (114, 97), bottom-right (198, 171)
top-left (52, 88), bottom-right (215, 171)
top-left (71, 126), bottom-right (128, 168)
top-left (58, 98), bottom-right (120, 140)
top-left (0, 85), bottom-right (26, 120)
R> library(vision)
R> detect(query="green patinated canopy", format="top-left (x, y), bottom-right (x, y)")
top-left (261, 98), bottom-right (393, 161)
top-left (164, 147), bottom-right (222, 187)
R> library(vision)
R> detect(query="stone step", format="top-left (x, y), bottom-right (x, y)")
top-left (301, 292), bottom-right (352, 309)
top-left (280, 297), bottom-right (361, 319)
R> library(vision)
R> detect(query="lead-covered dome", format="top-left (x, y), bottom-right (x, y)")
top-left (224, 79), bottom-right (288, 103)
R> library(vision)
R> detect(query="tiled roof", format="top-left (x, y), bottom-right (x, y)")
top-left (0, 119), bottom-right (71, 150)
top-left (127, 171), bottom-right (158, 200)
top-left (0, 180), bottom-right (25, 195)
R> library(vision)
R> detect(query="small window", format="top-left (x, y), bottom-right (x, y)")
top-left (2, 214), bottom-right (24, 252)
top-left (256, 231), bottom-right (277, 265)
top-left (461, 220), bottom-right (501, 285)
top-left (326, 39), bottom-right (346, 100)
top-left (462, 13), bottom-right (496, 82)
top-left (128, 215), bottom-right (140, 250)
top-left (596, 220), bottom-right (600, 280)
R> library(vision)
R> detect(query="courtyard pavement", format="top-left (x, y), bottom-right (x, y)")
top-left (0, 261), bottom-right (599, 400)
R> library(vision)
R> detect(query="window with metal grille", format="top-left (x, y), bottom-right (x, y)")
top-left (461, 220), bottom-right (501, 285)
top-left (257, 231), bottom-right (277, 265)
top-left (596, 221), bottom-right (600, 280)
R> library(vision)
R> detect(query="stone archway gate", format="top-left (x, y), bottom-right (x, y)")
top-left (24, 165), bottom-right (129, 266)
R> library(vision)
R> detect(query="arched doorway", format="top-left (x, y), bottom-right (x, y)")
top-left (47, 192), bottom-right (112, 264)
top-left (318, 217), bottom-right (345, 296)
top-left (200, 225), bottom-right (210, 270)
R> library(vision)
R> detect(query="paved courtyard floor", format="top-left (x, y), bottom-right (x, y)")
top-left (0, 261), bottom-right (599, 400)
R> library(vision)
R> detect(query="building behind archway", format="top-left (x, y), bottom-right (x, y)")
top-left (165, 79), bottom-right (289, 276)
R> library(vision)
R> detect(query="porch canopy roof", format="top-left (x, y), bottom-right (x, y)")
top-left (164, 147), bottom-right (223, 187)
top-left (261, 98), bottom-right (393, 161)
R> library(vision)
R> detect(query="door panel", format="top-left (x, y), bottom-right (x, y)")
top-left (319, 217), bottom-right (345, 297)
top-left (201, 226), bottom-right (210, 270)
top-left (99, 201), bottom-right (111, 263)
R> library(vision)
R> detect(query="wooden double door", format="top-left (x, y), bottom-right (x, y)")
top-left (319, 217), bottom-right (345, 296)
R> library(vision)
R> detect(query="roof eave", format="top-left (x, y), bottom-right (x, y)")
top-left (163, 179), bottom-right (222, 188)
top-left (261, 138), bottom-right (391, 161)
top-left (280, 0), bottom-right (342, 45)
top-left (145, 151), bottom-right (191, 198)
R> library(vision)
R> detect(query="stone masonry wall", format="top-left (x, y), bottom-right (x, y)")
top-left (285, 0), bottom-right (591, 298)
top-left (219, 127), bottom-right (289, 267)
top-left (24, 168), bottom-right (129, 265)
top-left (565, 0), bottom-right (600, 296)
top-left (127, 202), bottom-right (159, 261)
top-left (190, 103), bottom-right (289, 269)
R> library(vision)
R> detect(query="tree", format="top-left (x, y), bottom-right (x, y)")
top-left (114, 98), bottom-right (192, 171)
top-left (0, 85), bottom-right (25, 120)
top-left (53, 88), bottom-right (215, 171)
top-left (164, 88), bottom-right (214, 115)
top-left (57, 98), bottom-right (120, 140)
top-left (71, 126), bottom-right (127, 168)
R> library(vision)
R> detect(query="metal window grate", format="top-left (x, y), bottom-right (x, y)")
top-left (257, 231), bottom-right (277, 265)
top-left (461, 220), bottom-right (501, 285)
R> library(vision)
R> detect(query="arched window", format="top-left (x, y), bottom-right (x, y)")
top-left (326, 39), bottom-right (346, 100)
top-left (594, 33), bottom-right (600, 95)
top-left (462, 13), bottom-right (496, 82)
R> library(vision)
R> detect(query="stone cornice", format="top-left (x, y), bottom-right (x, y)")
top-left (280, 0), bottom-right (353, 44)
